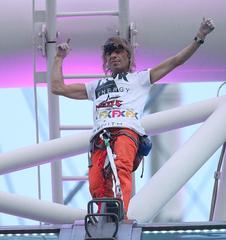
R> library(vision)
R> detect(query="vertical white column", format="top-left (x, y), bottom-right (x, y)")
top-left (118, 0), bottom-right (129, 40)
top-left (118, 0), bottom-right (135, 196)
top-left (128, 101), bottom-right (226, 222)
top-left (46, 0), bottom-right (63, 204)
top-left (151, 85), bottom-right (183, 222)
top-left (213, 149), bottom-right (226, 220)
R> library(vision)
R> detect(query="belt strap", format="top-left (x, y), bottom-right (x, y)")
top-left (91, 129), bottom-right (139, 151)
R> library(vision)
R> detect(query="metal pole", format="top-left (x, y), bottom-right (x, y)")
top-left (62, 176), bottom-right (88, 181)
top-left (46, 0), bottom-right (63, 204)
top-left (128, 100), bottom-right (226, 223)
top-left (63, 74), bottom-right (110, 79)
top-left (57, 10), bottom-right (119, 18)
top-left (213, 149), bottom-right (226, 220)
top-left (60, 125), bottom-right (93, 130)
top-left (118, 0), bottom-right (134, 197)
top-left (0, 190), bottom-right (86, 224)
top-left (118, 0), bottom-right (130, 40)
top-left (32, 0), bottom-right (42, 206)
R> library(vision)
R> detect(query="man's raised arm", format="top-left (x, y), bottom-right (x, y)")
top-left (51, 39), bottom-right (88, 100)
top-left (150, 18), bottom-right (215, 84)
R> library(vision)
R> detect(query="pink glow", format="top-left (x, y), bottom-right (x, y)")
top-left (0, 53), bottom-right (225, 88)
top-left (0, 54), bottom-right (33, 88)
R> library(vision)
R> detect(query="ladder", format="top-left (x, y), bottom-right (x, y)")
top-left (32, 0), bottom-right (137, 204)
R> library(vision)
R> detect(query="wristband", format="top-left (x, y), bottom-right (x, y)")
top-left (194, 36), bottom-right (204, 44)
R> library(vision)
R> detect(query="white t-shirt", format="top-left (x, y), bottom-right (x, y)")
top-left (85, 70), bottom-right (152, 139)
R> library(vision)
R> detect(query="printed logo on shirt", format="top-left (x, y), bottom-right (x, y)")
top-left (96, 109), bottom-right (138, 120)
top-left (95, 79), bottom-right (119, 99)
top-left (96, 95), bottom-right (123, 109)
top-left (95, 79), bottom-right (130, 99)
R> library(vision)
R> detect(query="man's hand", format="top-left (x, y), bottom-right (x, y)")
top-left (56, 38), bottom-right (71, 59)
top-left (198, 18), bottom-right (215, 38)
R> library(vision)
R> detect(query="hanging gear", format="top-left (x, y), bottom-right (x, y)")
top-left (100, 129), bottom-right (122, 198)
top-left (138, 134), bottom-right (152, 156)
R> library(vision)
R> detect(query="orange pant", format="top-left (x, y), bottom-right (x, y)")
top-left (88, 128), bottom-right (139, 214)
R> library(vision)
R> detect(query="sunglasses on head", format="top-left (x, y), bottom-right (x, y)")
top-left (103, 43), bottom-right (125, 55)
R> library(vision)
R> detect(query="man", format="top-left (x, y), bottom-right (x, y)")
top-left (51, 18), bottom-right (215, 216)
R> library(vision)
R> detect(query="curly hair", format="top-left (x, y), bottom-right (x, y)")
top-left (102, 36), bottom-right (135, 74)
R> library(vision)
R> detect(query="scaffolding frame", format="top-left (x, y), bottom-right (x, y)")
top-left (32, 0), bottom-right (134, 204)
top-left (0, 0), bottom-right (219, 225)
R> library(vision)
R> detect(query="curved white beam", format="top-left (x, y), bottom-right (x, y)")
top-left (142, 95), bottom-right (226, 135)
top-left (0, 190), bottom-right (86, 224)
top-left (0, 96), bottom-right (225, 175)
top-left (0, 130), bottom-right (91, 174)
top-left (127, 100), bottom-right (226, 222)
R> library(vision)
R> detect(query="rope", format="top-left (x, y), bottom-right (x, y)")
top-left (209, 142), bottom-right (226, 221)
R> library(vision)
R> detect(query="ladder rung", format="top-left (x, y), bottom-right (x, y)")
top-left (57, 11), bottom-right (119, 18)
top-left (63, 74), bottom-right (109, 79)
top-left (60, 125), bottom-right (93, 130)
top-left (62, 176), bottom-right (88, 181)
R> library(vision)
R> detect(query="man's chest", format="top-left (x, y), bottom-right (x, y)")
top-left (94, 79), bottom-right (134, 101)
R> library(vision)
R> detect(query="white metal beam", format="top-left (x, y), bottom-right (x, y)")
top-left (142, 95), bottom-right (226, 136)
top-left (0, 190), bottom-right (86, 224)
top-left (127, 100), bottom-right (226, 222)
top-left (57, 11), bottom-right (119, 17)
top-left (118, 0), bottom-right (129, 39)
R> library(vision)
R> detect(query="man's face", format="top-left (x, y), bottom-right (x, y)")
top-left (104, 43), bottom-right (130, 73)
